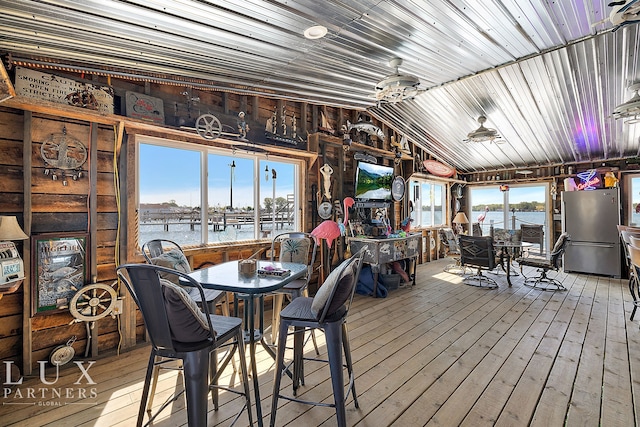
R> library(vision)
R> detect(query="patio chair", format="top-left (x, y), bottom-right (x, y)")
top-left (459, 235), bottom-right (499, 289)
top-left (116, 263), bottom-right (252, 427)
top-left (439, 227), bottom-right (470, 275)
top-left (516, 232), bottom-right (569, 291)
top-left (521, 224), bottom-right (544, 256)
top-left (270, 250), bottom-right (365, 427)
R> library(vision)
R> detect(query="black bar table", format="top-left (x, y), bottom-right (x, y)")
top-left (185, 260), bottom-right (307, 426)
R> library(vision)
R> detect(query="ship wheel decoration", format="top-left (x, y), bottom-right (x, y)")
top-left (195, 113), bottom-right (222, 140)
top-left (40, 125), bottom-right (88, 186)
top-left (69, 283), bottom-right (118, 323)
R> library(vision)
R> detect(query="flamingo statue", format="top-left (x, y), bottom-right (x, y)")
top-left (477, 206), bottom-right (489, 225)
top-left (310, 197), bottom-right (355, 248)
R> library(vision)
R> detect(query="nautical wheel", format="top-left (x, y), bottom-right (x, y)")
top-left (195, 114), bottom-right (222, 140)
top-left (69, 283), bottom-right (117, 322)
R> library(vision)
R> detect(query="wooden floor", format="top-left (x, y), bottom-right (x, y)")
top-left (3, 258), bottom-right (640, 426)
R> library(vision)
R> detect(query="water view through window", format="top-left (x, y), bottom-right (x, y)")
top-left (138, 140), bottom-right (299, 247)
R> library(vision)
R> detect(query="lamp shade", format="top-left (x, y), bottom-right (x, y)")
top-left (452, 212), bottom-right (469, 225)
top-left (0, 216), bottom-right (29, 240)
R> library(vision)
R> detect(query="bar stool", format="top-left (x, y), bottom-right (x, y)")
top-left (117, 263), bottom-right (252, 427)
top-left (270, 251), bottom-right (364, 427)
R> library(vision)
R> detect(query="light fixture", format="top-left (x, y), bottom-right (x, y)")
top-left (375, 58), bottom-right (421, 104)
top-left (464, 116), bottom-right (502, 143)
top-left (0, 216), bottom-right (28, 296)
top-left (452, 211), bottom-right (469, 234)
top-left (613, 82), bottom-right (640, 124)
top-left (0, 216), bottom-right (29, 241)
top-left (303, 25), bottom-right (327, 39)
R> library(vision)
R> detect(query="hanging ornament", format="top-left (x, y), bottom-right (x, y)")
top-left (40, 125), bottom-right (88, 185)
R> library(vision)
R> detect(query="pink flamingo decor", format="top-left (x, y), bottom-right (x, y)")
top-left (477, 206), bottom-right (489, 225)
top-left (310, 197), bottom-right (355, 248)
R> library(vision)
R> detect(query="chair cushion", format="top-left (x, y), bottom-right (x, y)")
top-left (151, 249), bottom-right (191, 285)
top-left (311, 258), bottom-right (354, 320)
top-left (160, 278), bottom-right (213, 342)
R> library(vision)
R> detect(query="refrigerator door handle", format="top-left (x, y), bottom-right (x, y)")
top-left (569, 241), bottom-right (616, 248)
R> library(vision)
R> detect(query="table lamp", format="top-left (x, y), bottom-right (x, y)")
top-left (452, 212), bottom-right (469, 234)
top-left (0, 216), bottom-right (29, 297)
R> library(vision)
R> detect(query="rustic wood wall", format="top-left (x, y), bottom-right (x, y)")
top-left (0, 68), bottom-right (426, 375)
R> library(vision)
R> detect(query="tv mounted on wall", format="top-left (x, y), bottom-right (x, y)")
top-left (355, 161), bottom-right (394, 202)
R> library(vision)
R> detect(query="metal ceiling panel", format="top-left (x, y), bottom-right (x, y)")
top-left (0, 0), bottom-right (638, 172)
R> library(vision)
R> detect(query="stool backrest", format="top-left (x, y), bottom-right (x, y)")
top-left (117, 263), bottom-right (215, 351)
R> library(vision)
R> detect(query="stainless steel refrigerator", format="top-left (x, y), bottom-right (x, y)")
top-left (561, 188), bottom-right (621, 277)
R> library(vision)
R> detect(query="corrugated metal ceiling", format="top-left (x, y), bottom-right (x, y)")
top-left (0, 0), bottom-right (639, 173)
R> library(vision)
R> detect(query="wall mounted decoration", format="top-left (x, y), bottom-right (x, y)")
top-left (31, 233), bottom-right (88, 315)
top-left (423, 159), bottom-right (456, 177)
top-left (265, 106), bottom-right (305, 145)
top-left (125, 91), bottom-right (165, 124)
top-left (41, 125), bottom-right (88, 185)
top-left (14, 66), bottom-right (114, 114)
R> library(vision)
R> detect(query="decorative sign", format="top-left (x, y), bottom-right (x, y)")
top-left (576, 169), bottom-right (601, 190)
top-left (14, 67), bottom-right (114, 114)
top-left (423, 159), bottom-right (456, 177)
top-left (31, 233), bottom-right (89, 315)
top-left (125, 91), bottom-right (165, 124)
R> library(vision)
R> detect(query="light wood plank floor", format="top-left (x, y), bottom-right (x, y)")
top-left (3, 259), bottom-right (639, 426)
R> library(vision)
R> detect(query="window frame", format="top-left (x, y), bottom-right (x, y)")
top-left (408, 178), bottom-right (447, 228)
top-left (135, 135), bottom-right (303, 247)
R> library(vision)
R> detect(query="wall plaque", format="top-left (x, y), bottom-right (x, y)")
top-left (14, 66), bottom-right (114, 114)
top-left (125, 91), bottom-right (165, 124)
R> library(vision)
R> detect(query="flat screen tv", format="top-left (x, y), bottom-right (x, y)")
top-left (355, 161), bottom-right (394, 202)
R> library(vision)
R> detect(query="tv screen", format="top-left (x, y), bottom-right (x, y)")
top-left (355, 162), bottom-right (394, 201)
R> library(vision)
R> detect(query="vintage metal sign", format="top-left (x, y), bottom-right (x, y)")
top-left (125, 91), bottom-right (164, 124)
top-left (14, 66), bottom-right (114, 114)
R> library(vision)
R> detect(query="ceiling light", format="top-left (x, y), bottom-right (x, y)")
top-left (464, 116), bottom-right (502, 143)
top-left (375, 58), bottom-right (421, 104)
top-left (303, 25), bottom-right (327, 39)
top-left (613, 82), bottom-right (640, 124)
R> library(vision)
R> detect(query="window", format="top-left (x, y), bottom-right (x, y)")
top-left (138, 137), bottom-right (301, 247)
top-left (408, 179), bottom-right (446, 227)
top-left (468, 183), bottom-right (549, 250)
top-left (630, 175), bottom-right (640, 226)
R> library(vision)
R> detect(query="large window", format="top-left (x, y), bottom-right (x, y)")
top-left (408, 179), bottom-right (446, 227)
top-left (468, 184), bottom-right (549, 250)
top-left (630, 175), bottom-right (640, 226)
top-left (138, 138), bottom-right (301, 247)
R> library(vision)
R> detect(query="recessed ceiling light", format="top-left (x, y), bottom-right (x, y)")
top-left (304, 25), bottom-right (327, 39)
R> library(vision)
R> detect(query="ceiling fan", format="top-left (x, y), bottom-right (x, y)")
top-left (464, 116), bottom-right (503, 143)
top-left (609, 0), bottom-right (640, 28)
top-left (374, 58), bottom-right (422, 104)
top-left (613, 82), bottom-right (640, 123)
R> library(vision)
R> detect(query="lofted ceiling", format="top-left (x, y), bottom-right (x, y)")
top-left (1, 0), bottom-right (639, 173)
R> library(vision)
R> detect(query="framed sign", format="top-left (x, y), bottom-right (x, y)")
top-left (31, 233), bottom-right (89, 315)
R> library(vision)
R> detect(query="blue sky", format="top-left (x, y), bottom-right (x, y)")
top-left (469, 185), bottom-right (547, 207)
top-left (139, 143), bottom-right (295, 208)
